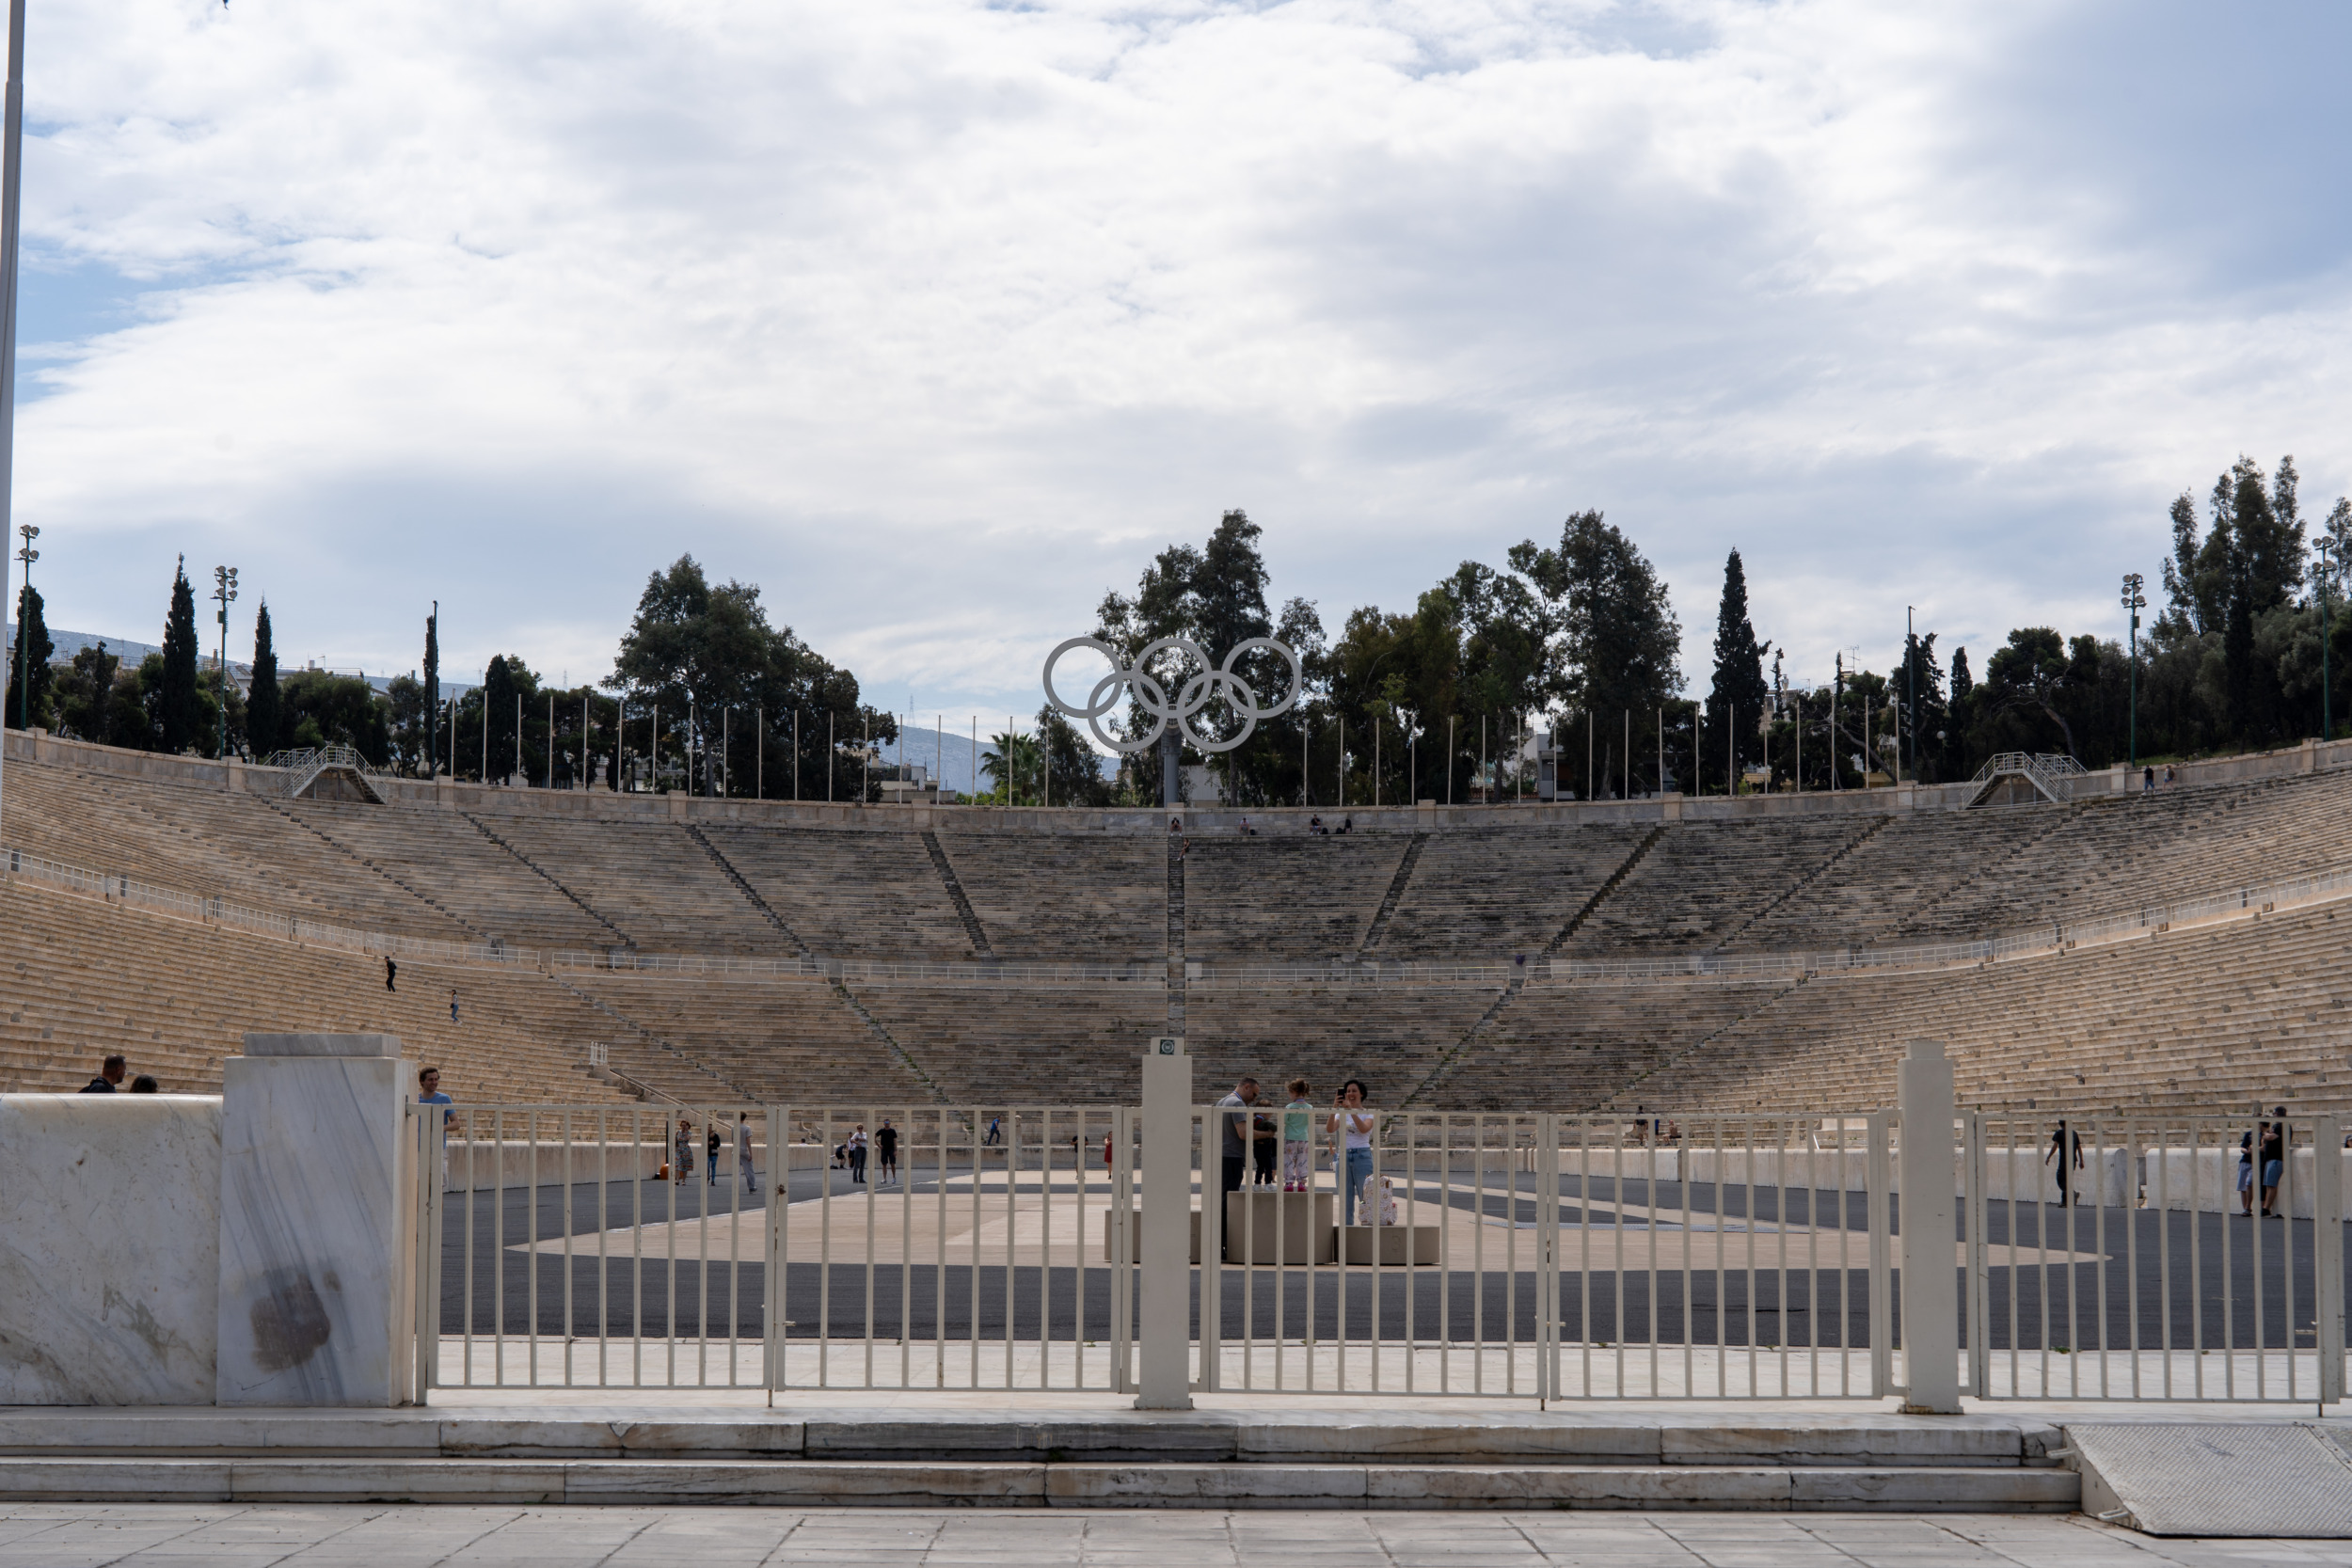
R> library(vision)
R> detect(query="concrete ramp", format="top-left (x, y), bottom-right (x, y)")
top-left (2068, 1423), bottom-right (2352, 1537)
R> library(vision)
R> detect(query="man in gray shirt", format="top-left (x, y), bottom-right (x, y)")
top-left (1214, 1077), bottom-right (1262, 1262)
top-left (1216, 1077), bottom-right (1262, 1197)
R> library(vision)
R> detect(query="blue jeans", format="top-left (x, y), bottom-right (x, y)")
top-left (1343, 1148), bottom-right (1374, 1225)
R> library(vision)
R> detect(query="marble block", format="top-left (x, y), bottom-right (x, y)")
top-left (215, 1034), bottom-right (417, 1406)
top-left (242, 1033), bottom-right (402, 1059)
top-left (1224, 1191), bottom-right (1335, 1264)
top-left (1338, 1224), bottom-right (1441, 1266)
top-left (0, 1094), bottom-right (223, 1405)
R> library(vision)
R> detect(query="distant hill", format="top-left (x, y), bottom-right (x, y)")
top-left (5, 625), bottom-right (481, 695)
top-left (879, 722), bottom-right (1113, 798)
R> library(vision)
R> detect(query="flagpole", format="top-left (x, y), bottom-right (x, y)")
top-left (0, 0), bottom-right (28, 848)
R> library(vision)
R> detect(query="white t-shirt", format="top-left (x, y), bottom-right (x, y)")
top-left (1333, 1109), bottom-right (1374, 1150)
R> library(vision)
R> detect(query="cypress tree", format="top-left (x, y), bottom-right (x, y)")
top-left (422, 609), bottom-right (439, 777)
top-left (484, 654), bottom-right (515, 783)
top-left (1947, 647), bottom-right (1975, 775)
top-left (246, 602), bottom-right (280, 758)
top-left (7, 580), bottom-right (53, 729)
top-left (160, 558), bottom-right (201, 753)
top-left (1705, 548), bottom-right (1771, 792)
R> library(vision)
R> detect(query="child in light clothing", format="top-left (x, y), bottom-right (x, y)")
top-left (1280, 1078), bottom-right (1314, 1191)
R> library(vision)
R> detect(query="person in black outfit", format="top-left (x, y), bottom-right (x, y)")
top-left (79, 1054), bottom-right (126, 1093)
top-left (706, 1125), bottom-right (722, 1185)
top-left (2045, 1119), bottom-right (2083, 1206)
top-left (876, 1119), bottom-right (900, 1187)
top-left (385, 957), bottom-right (398, 991)
top-left (2257, 1108), bottom-right (2288, 1216)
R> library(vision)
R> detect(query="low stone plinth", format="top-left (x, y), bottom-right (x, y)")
top-left (1338, 1225), bottom-right (1441, 1266)
top-left (1223, 1191), bottom-right (1334, 1263)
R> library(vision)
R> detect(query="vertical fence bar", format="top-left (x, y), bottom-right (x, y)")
top-left (560, 1109), bottom-right (573, 1386)
top-left (1540, 1113), bottom-right (1560, 1405)
top-left (462, 1107), bottom-right (477, 1387)
top-left (765, 1105), bottom-right (785, 1397)
top-left (2319, 1116), bottom-right (2344, 1408)
top-left (493, 1106), bottom-right (507, 1386)
top-left (1867, 1112), bottom-right (1891, 1399)
top-left (1199, 1105), bottom-right (1221, 1393)
top-left (2122, 1118), bottom-right (2140, 1401)
top-left (2192, 1120), bottom-right (2207, 1400)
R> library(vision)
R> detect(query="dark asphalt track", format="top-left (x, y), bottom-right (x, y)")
top-left (433, 1165), bottom-right (2323, 1353)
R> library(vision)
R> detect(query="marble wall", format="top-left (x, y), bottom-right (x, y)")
top-left (215, 1034), bottom-right (417, 1407)
top-left (0, 1095), bottom-right (222, 1405)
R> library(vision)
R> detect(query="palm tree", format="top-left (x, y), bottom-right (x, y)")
top-left (980, 731), bottom-right (1042, 804)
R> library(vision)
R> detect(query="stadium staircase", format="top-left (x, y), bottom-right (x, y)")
top-left (1713, 816), bottom-right (1892, 950)
top-left (1355, 832), bottom-right (1427, 952)
top-left (919, 830), bottom-right (993, 956)
top-left (264, 798), bottom-right (489, 942)
top-left (1543, 825), bottom-right (1665, 956)
top-left (462, 812), bottom-right (634, 950)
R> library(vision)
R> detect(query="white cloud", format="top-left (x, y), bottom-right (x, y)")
top-left (10, 0), bottom-right (2351, 710)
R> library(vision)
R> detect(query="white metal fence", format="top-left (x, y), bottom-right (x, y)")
top-left (404, 1076), bottom-right (2350, 1407)
top-left (1963, 1110), bottom-right (2344, 1402)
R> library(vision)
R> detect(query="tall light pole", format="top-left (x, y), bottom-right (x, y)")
top-left (212, 565), bottom-right (237, 761)
top-left (10, 521), bottom-right (31, 733)
top-left (1397, 706), bottom-right (1418, 806)
top-left (0, 0), bottom-right (26, 841)
top-left (2122, 572), bottom-right (2146, 769)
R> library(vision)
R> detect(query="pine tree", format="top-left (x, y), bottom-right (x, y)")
top-left (160, 558), bottom-right (200, 754)
top-left (1705, 549), bottom-right (1771, 793)
top-left (422, 609), bottom-right (440, 777)
top-left (246, 603), bottom-right (280, 758)
top-left (7, 580), bottom-right (53, 729)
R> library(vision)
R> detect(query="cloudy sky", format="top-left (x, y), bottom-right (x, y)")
top-left (8, 0), bottom-right (2349, 722)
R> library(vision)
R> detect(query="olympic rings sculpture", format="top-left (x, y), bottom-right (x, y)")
top-left (1042, 635), bottom-right (1303, 754)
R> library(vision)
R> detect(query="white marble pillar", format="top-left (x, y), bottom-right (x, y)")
top-left (0, 1095), bottom-right (222, 1404)
top-left (215, 1033), bottom-right (418, 1407)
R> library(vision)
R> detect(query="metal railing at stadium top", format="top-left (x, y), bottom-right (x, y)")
top-left (4, 839), bottom-right (2344, 988)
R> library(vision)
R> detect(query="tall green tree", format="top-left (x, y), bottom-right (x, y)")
top-left (1978, 627), bottom-right (2093, 761)
top-left (7, 580), bottom-right (53, 729)
top-left (246, 603), bottom-right (281, 758)
top-left (159, 559), bottom-right (201, 753)
top-left (483, 655), bottom-right (518, 783)
top-left (1702, 549), bottom-right (1770, 794)
top-left (1514, 511), bottom-right (1681, 796)
top-left (1095, 511), bottom-right (1320, 806)
top-left (1037, 705), bottom-right (1114, 807)
top-left (1895, 630), bottom-right (1949, 781)
top-left (278, 670), bottom-right (390, 762)
top-left (612, 553), bottom-right (890, 800)
top-left (52, 641), bottom-right (120, 745)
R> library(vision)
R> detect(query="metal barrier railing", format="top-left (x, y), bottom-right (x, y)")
top-left (416, 1102), bottom-right (772, 1390)
top-left (774, 1106), bottom-right (1129, 1392)
top-left (1186, 1109), bottom-right (1894, 1401)
top-left (403, 1096), bottom-right (2350, 1406)
top-left (1963, 1111), bottom-right (2345, 1402)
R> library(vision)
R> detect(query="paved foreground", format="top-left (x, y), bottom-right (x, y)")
top-left (0, 1507), bottom-right (2338, 1567)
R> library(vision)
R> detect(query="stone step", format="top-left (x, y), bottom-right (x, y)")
top-left (0, 1406), bottom-right (2062, 1466)
top-left (0, 1456), bottom-right (2081, 1511)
